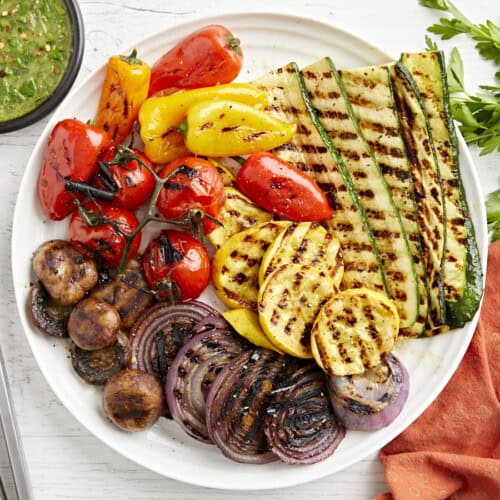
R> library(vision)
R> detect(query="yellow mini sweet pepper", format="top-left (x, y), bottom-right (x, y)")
top-left (180, 99), bottom-right (297, 157)
top-left (95, 49), bottom-right (151, 144)
top-left (138, 83), bottom-right (268, 164)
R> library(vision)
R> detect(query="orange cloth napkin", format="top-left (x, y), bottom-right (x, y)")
top-left (375, 240), bottom-right (500, 500)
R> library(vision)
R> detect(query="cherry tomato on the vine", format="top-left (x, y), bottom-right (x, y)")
top-left (94, 146), bottom-right (156, 210)
top-left (142, 230), bottom-right (210, 301)
top-left (69, 201), bottom-right (141, 268)
top-left (38, 119), bottom-right (112, 221)
top-left (156, 156), bottom-right (226, 234)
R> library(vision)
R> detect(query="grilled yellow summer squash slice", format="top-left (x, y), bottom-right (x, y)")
top-left (222, 308), bottom-right (284, 353)
top-left (258, 264), bottom-right (333, 358)
top-left (311, 288), bottom-right (399, 376)
top-left (208, 187), bottom-right (274, 249)
top-left (212, 220), bottom-right (290, 309)
top-left (259, 221), bottom-right (343, 289)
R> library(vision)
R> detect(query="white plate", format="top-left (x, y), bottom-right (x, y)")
top-left (12, 12), bottom-right (487, 490)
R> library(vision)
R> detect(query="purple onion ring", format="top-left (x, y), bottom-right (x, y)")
top-left (165, 326), bottom-right (250, 443)
top-left (264, 363), bottom-right (346, 464)
top-left (327, 353), bottom-right (409, 431)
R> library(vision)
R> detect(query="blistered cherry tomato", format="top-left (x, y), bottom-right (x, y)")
top-left (69, 201), bottom-right (141, 268)
top-left (95, 146), bottom-right (156, 210)
top-left (38, 119), bottom-right (112, 220)
top-left (142, 230), bottom-right (210, 301)
top-left (235, 152), bottom-right (333, 221)
top-left (156, 156), bottom-right (226, 234)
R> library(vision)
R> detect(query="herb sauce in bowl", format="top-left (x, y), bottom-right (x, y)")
top-left (0, 0), bottom-right (82, 129)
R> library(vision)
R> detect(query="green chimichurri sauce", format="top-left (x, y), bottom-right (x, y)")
top-left (0, 0), bottom-right (72, 122)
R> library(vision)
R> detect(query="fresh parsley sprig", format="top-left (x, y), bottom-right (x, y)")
top-left (420, 0), bottom-right (500, 65)
top-left (443, 47), bottom-right (500, 155)
top-left (486, 189), bottom-right (500, 241)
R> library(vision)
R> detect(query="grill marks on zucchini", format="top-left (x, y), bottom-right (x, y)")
top-left (392, 63), bottom-right (447, 332)
top-left (400, 51), bottom-right (467, 304)
top-left (301, 58), bottom-right (418, 329)
top-left (339, 64), bottom-right (428, 337)
top-left (252, 64), bottom-right (387, 294)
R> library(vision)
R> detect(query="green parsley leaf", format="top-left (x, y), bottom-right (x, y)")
top-left (486, 189), bottom-right (500, 241)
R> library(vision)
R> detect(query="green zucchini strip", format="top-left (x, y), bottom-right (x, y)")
top-left (392, 62), bottom-right (447, 332)
top-left (339, 63), bottom-right (428, 337)
top-left (301, 58), bottom-right (418, 329)
top-left (252, 64), bottom-right (387, 295)
top-left (401, 51), bottom-right (467, 304)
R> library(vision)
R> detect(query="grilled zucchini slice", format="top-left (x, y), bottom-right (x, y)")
top-left (252, 63), bottom-right (387, 295)
top-left (258, 264), bottom-right (333, 358)
top-left (400, 51), bottom-right (483, 328)
top-left (301, 57), bottom-right (418, 330)
top-left (311, 288), bottom-right (399, 376)
top-left (207, 187), bottom-right (274, 249)
top-left (392, 62), bottom-right (447, 332)
top-left (259, 221), bottom-right (343, 289)
top-left (339, 64), bottom-right (428, 337)
top-left (212, 220), bottom-right (290, 309)
top-left (222, 308), bottom-right (284, 353)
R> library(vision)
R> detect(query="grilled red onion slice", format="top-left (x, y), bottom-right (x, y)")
top-left (327, 353), bottom-right (409, 431)
top-left (206, 349), bottom-right (291, 464)
top-left (264, 364), bottom-right (346, 464)
top-left (130, 300), bottom-right (219, 383)
top-left (165, 327), bottom-right (250, 443)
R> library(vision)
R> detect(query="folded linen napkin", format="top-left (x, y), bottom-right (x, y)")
top-left (375, 240), bottom-right (500, 500)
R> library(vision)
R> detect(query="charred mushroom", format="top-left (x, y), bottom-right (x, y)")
top-left (103, 369), bottom-right (164, 431)
top-left (32, 240), bottom-right (98, 306)
top-left (68, 297), bottom-right (120, 350)
top-left (70, 331), bottom-right (131, 385)
top-left (30, 281), bottom-right (72, 337)
top-left (91, 259), bottom-right (153, 329)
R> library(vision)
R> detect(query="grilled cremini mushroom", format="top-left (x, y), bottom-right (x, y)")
top-left (68, 297), bottom-right (120, 351)
top-left (103, 369), bottom-right (164, 432)
top-left (91, 259), bottom-right (153, 329)
top-left (32, 240), bottom-right (98, 306)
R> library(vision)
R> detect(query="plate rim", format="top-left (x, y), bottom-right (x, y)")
top-left (11, 10), bottom-right (487, 490)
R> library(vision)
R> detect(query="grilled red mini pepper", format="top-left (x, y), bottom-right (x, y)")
top-left (148, 25), bottom-right (243, 96)
top-left (38, 119), bottom-right (112, 220)
top-left (235, 152), bottom-right (334, 222)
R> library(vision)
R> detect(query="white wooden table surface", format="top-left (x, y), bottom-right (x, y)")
top-left (1, 0), bottom-right (498, 498)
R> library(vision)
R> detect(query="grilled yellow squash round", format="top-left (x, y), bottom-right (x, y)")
top-left (258, 264), bottom-right (333, 358)
top-left (222, 308), bottom-right (284, 353)
top-left (311, 288), bottom-right (399, 376)
top-left (212, 220), bottom-right (290, 309)
top-left (259, 221), bottom-right (343, 288)
top-left (208, 187), bottom-right (274, 250)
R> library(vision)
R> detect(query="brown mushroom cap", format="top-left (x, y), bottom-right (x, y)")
top-left (102, 369), bottom-right (164, 432)
top-left (68, 297), bottom-right (120, 351)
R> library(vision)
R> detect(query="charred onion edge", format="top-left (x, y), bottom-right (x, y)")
top-left (264, 363), bottom-right (346, 464)
top-left (165, 325), bottom-right (250, 443)
top-left (327, 353), bottom-right (409, 431)
top-left (205, 348), bottom-right (289, 464)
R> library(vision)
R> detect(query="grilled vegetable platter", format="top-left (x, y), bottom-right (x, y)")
top-left (12, 15), bottom-right (487, 486)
